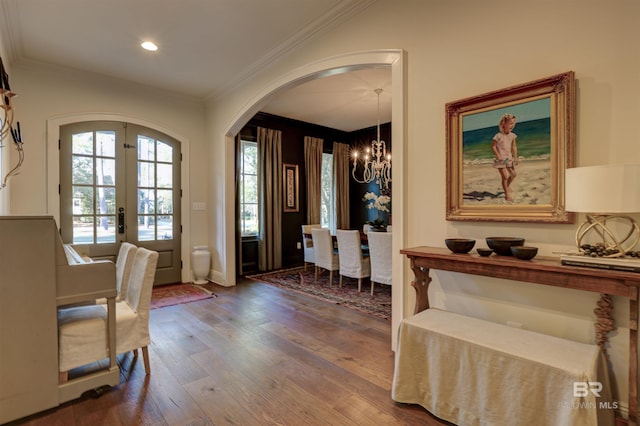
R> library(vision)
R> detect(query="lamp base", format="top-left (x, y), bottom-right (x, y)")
top-left (575, 214), bottom-right (640, 257)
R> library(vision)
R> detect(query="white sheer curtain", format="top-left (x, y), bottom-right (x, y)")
top-left (304, 136), bottom-right (323, 225)
top-left (332, 142), bottom-right (350, 232)
top-left (257, 127), bottom-right (282, 271)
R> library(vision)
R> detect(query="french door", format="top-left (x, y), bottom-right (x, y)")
top-left (59, 121), bottom-right (181, 285)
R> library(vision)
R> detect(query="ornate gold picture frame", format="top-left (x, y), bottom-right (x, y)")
top-left (446, 71), bottom-right (575, 223)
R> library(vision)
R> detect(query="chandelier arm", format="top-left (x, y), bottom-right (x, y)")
top-left (363, 162), bottom-right (374, 183)
top-left (351, 164), bottom-right (367, 183)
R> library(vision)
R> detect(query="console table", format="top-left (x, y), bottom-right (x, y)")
top-left (400, 246), bottom-right (640, 425)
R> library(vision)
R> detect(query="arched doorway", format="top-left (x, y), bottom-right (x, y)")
top-left (223, 49), bottom-right (406, 349)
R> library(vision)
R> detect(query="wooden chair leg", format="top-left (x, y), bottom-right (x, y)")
top-left (358, 278), bottom-right (362, 292)
top-left (315, 266), bottom-right (318, 282)
top-left (133, 348), bottom-right (139, 358)
top-left (59, 371), bottom-right (68, 384)
top-left (141, 346), bottom-right (151, 374)
top-left (371, 281), bottom-right (375, 296)
top-left (329, 270), bottom-right (334, 285)
top-left (339, 275), bottom-right (343, 288)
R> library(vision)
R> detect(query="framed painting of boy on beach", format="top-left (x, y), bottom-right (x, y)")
top-left (446, 71), bottom-right (575, 223)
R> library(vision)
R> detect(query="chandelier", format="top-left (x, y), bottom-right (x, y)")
top-left (351, 88), bottom-right (391, 191)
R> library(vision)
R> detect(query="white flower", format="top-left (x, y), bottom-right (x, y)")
top-left (363, 192), bottom-right (391, 213)
top-left (363, 192), bottom-right (378, 201)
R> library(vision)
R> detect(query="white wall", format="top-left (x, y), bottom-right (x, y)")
top-left (205, 0), bottom-right (640, 412)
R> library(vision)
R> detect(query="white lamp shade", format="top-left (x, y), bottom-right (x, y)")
top-left (565, 164), bottom-right (640, 213)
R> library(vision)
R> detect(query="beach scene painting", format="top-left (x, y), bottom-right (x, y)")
top-left (445, 71), bottom-right (575, 223)
top-left (462, 97), bottom-right (552, 206)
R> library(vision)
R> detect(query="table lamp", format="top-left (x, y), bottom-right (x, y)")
top-left (565, 164), bottom-right (640, 258)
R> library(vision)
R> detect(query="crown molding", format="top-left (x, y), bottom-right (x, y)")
top-left (205, 0), bottom-right (376, 102)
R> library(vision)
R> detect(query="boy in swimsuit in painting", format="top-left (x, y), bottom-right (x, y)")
top-left (492, 113), bottom-right (518, 201)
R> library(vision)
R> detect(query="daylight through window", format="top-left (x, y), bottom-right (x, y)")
top-left (240, 139), bottom-right (258, 235)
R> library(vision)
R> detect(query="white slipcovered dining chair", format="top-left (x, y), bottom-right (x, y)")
top-left (367, 231), bottom-right (392, 295)
top-left (311, 228), bottom-right (340, 285)
top-left (114, 242), bottom-right (137, 301)
top-left (58, 247), bottom-right (159, 382)
top-left (336, 229), bottom-right (371, 292)
top-left (301, 224), bottom-right (321, 271)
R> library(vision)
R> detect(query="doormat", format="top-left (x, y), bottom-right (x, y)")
top-left (150, 283), bottom-right (216, 310)
top-left (247, 267), bottom-right (391, 320)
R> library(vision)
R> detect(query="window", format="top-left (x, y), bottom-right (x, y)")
top-left (240, 139), bottom-right (258, 235)
top-left (320, 152), bottom-right (334, 228)
top-left (70, 130), bottom-right (117, 244)
top-left (136, 134), bottom-right (175, 242)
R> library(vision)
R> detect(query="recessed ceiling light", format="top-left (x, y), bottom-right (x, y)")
top-left (141, 41), bottom-right (158, 51)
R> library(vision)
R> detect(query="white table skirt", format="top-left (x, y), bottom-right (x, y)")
top-left (392, 308), bottom-right (615, 426)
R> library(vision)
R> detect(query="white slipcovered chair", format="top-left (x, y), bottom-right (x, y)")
top-left (58, 247), bottom-right (159, 382)
top-left (367, 231), bottom-right (392, 295)
top-left (311, 228), bottom-right (340, 285)
top-left (114, 242), bottom-right (137, 301)
top-left (336, 229), bottom-right (371, 292)
top-left (301, 224), bottom-right (321, 271)
top-left (70, 242), bottom-right (137, 307)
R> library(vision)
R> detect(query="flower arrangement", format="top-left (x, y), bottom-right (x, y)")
top-left (363, 191), bottom-right (391, 230)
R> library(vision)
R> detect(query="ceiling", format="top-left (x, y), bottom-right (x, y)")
top-left (0, 0), bottom-right (391, 132)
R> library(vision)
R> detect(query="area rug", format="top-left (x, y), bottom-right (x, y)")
top-left (150, 283), bottom-right (216, 309)
top-left (247, 267), bottom-right (391, 320)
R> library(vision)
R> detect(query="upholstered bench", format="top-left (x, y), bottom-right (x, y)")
top-left (392, 308), bottom-right (615, 426)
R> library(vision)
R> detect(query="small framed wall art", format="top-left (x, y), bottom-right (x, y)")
top-left (283, 163), bottom-right (299, 212)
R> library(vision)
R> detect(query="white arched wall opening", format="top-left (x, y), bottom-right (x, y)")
top-left (223, 49), bottom-right (407, 348)
top-left (46, 113), bottom-right (192, 283)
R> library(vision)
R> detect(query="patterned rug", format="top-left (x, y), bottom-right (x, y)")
top-left (247, 267), bottom-right (391, 320)
top-left (150, 283), bottom-right (216, 309)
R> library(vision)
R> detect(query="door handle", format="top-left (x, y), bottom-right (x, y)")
top-left (118, 207), bottom-right (125, 234)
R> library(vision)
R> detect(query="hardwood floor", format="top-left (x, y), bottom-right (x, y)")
top-left (9, 278), bottom-right (451, 425)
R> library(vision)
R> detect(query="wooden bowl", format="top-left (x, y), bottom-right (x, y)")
top-left (485, 237), bottom-right (525, 256)
top-left (510, 246), bottom-right (538, 260)
top-left (476, 248), bottom-right (493, 257)
top-left (445, 238), bottom-right (475, 254)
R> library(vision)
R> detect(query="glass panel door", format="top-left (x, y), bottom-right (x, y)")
top-left (60, 121), bottom-right (181, 284)
top-left (60, 122), bottom-right (125, 259)
top-left (126, 124), bottom-right (181, 285)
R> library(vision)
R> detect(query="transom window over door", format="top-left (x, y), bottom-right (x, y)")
top-left (60, 121), bottom-right (181, 285)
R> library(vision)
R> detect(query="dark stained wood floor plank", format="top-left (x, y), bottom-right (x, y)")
top-left (8, 279), bottom-right (450, 426)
